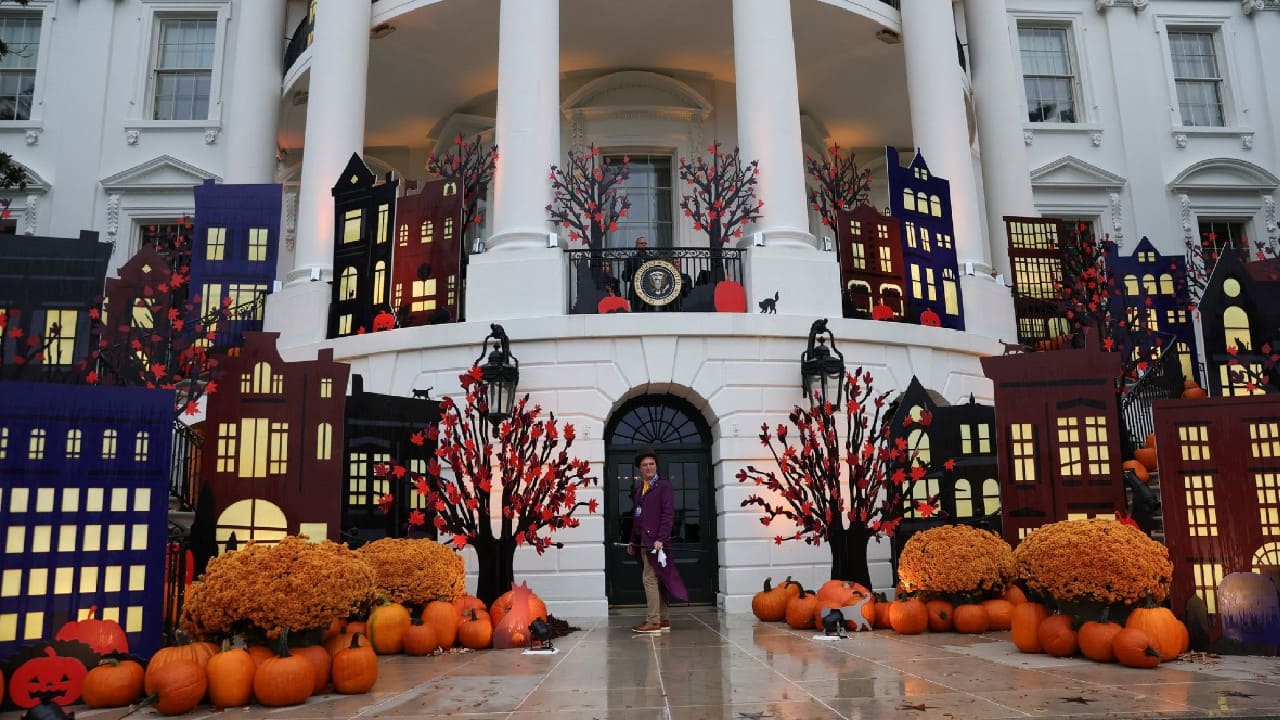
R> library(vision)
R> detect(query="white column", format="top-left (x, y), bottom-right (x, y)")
top-left (223, 0), bottom-right (286, 184)
top-left (289, 0), bottom-right (372, 283)
top-left (963, 0), bottom-right (1037, 279)
top-left (729, 0), bottom-right (840, 317)
top-left (486, 0), bottom-right (559, 251)
top-left (464, 0), bottom-right (565, 320)
top-left (901, 0), bottom-right (986, 269)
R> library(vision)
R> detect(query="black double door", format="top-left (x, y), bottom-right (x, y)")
top-left (604, 449), bottom-right (717, 605)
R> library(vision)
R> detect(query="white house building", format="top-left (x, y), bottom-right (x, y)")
top-left (1, 0), bottom-right (1277, 615)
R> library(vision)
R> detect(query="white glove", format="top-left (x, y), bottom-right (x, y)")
top-left (657, 549), bottom-right (668, 568)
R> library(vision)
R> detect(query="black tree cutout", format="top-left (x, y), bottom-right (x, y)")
top-left (546, 144), bottom-right (631, 250)
top-left (805, 144), bottom-right (872, 234)
top-left (679, 143), bottom-right (762, 249)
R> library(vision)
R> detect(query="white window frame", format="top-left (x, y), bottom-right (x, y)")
top-left (130, 1), bottom-right (229, 128)
top-left (0, 0), bottom-right (55, 127)
top-left (1009, 11), bottom-right (1100, 134)
top-left (1154, 15), bottom-right (1246, 135)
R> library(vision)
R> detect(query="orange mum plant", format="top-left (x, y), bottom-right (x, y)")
top-left (897, 525), bottom-right (1014, 601)
top-left (355, 538), bottom-right (466, 609)
top-left (1013, 518), bottom-right (1172, 606)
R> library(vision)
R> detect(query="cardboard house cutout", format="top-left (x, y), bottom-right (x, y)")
top-left (836, 204), bottom-right (907, 320)
top-left (886, 146), bottom-right (964, 330)
top-left (1198, 249), bottom-right (1280, 396)
top-left (0, 383), bottom-right (173, 661)
top-left (981, 331), bottom-right (1126, 545)
top-left (198, 332), bottom-right (349, 556)
top-left (1105, 237), bottom-right (1199, 385)
top-left (328, 154), bottom-right (397, 338)
top-left (392, 178), bottom-right (464, 327)
top-left (1004, 216), bottom-right (1071, 346)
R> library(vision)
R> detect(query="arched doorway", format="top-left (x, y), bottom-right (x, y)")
top-left (604, 395), bottom-right (716, 605)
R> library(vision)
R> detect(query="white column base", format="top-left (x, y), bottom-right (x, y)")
top-left (744, 245), bottom-right (842, 318)
top-left (464, 248), bottom-right (567, 321)
top-left (959, 274), bottom-right (1017, 340)
top-left (264, 281), bottom-right (331, 347)
top-left (284, 265), bottom-right (333, 286)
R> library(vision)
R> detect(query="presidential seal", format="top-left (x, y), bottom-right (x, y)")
top-left (633, 259), bottom-right (683, 307)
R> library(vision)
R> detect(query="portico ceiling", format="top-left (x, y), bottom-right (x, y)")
top-left (278, 0), bottom-right (911, 159)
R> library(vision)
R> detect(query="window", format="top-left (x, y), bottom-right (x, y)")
top-left (268, 422), bottom-right (287, 475)
top-left (247, 228), bottom-right (269, 261)
top-left (215, 422), bottom-right (236, 473)
top-left (913, 167), bottom-right (928, 181)
top-left (878, 246), bottom-right (893, 273)
top-left (420, 220), bottom-right (433, 244)
top-left (150, 16), bottom-right (217, 120)
top-left (0, 12), bottom-right (40, 121)
top-left (849, 242), bottom-right (866, 270)
top-left (929, 195), bottom-right (942, 217)
top-left (961, 423), bottom-right (992, 455)
top-left (376, 204), bottom-right (390, 244)
top-left (1018, 25), bottom-right (1078, 123)
top-left (320, 378), bottom-right (333, 398)
top-left (1184, 474), bottom-right (1218, 537)
top-left (65, 429), bottom-right (81, 460)
top-left (373, 261), bottom-right (387, 305)
top-left (1223, 306), bottom-right (1251, 352)
top-left (102, 429), bottom-right (117, 460)
top-left (411, 279), bottom-right (437, 313)
top-left (43, 309), bottom-right (77, 366)
top-left (1057, 416), bottom-right (1108, 477)
top-left (981, 478), bottom-right (1001, 514)
top-left (239, 418), bottom-right (268, 479)
top-left (1010, 423), bottom-right (1036, 482)
top-left (134, 431), bottom-right (149, 462)
top-left (316, 423), bottom-right (332, 461)
top-left (1168, 30), bottom-right (1224, 127)
top-left (338, 314), bottom-right (352, 335)
top-left (1251, 423), bottom-right (1280, 460)
top-left (1257, 472), bottom-right (1280, 536)
top-left (343, 209), bottom-right (362, 243)
top-left (606, 153), bottom-right (673, 249)
top-left (197, 228), bottom-right (226, 264)
top-left (444, 217), bottom-right (454, 240)
top-left (1193, 562), bottom-right (1224, 614)
top-left (1179, 425), bottom-right (1211, 462)
top-left (848, 219), bottom-right (863, 236)
top-left (848, 281), bottom-right (872, 314)
top-left (954, 479), bottom-right (973, 518)
top-left (903, 189), bottom-right (915, 213)
top-left (398, 224), bottom-right (409, 246)
top-left (338, 267), bottom-right (358, 300)
top-left (0, 426), bottom-right (7, 460)
top-left (905, 222), bottom-right (917, 249)
top-left (27, 428), bottom-right (45, 460)
top-left (1198, 220), bottom-right (1247, 253)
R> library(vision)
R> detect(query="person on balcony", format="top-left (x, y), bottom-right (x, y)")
top-left (623, 236), bottom-right (653, 310)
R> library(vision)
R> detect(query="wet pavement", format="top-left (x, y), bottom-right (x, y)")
top-left (7, 607), bottom-right (1280, 719)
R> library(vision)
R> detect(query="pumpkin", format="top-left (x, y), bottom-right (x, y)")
top-left (253, 642), bottom-right (313, 707)
top-left (423, 600), bottom-right (460, 649)
top-left (402, 619), bottom-right (439, 656)
top-left (290, 644), bottom-right (332, 695)
top-left (81, 658), bottom-right (145, 708)
top-left (953, 604), bottom-right (990, 634)
top-left (1122, 459), bottom-right (1149, 483)
top-left (1125, 606), bottom-right (1186, 659)
top-left (752, 577), bottom-right (793, 622)
top-left (1182, 385), bottom-right (1207, 399)
top-left (332, 634), bottom-right (378, 694)
top-left (345, 620), bottom-right (367, 636)
top-left (458, 609), bottom-right (494, 650)
top-left (1134, 447), bottom-right (1158, 472)
top-left (149, 659), bottom-right (207, 715)
top-left (324, 632), bottom-right (370, 657)
top-left (1037, 614), bottom-right (1078, 657)
top-left (981, 599), bottom-right (1014, 630)
top-left (453, 594), bottom-right (487, 618)
top-left (925, 600), bottom-right (953, 632)
top-left (1001, 585), bottom-right (1028, 605)
top-left (146, 638), bottom-right (217, 693)
top-left (246, 645), bottom-right (276, 667)
top-left (816, 580), bottom-right (870, 607)
top-left (367, 601), bottom-right (412, 654)
top-left (323, 617), bottom-right (344, 642)
top-left (491, 586), bottom-right (548, 625)
top-left (6, 647), bottom-right (88, 708)
top-left (784, 587), bottom-right (820, 629)
top-left (1145, 432), bottom-right (1156, 448)
top-left (1011, 602), bottom-right (1050, 653)
top-left (55, 606), bottom-right (129, 656)
top-left (1078, 621), bottom-right (1123, 663)
top-left (873, 600), bottom-right (892, 629)
top-left (1113, 628), bottom-right (1162, 668)
top-left (205, 646), bottom-right (255, 708)
top-left (888, 598), bottom-right (928, 635)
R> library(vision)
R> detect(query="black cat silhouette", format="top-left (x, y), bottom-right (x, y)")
top-left (758, 291), bottom-right (779, 314)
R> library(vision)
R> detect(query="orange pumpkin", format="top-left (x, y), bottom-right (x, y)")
top-left (290, 644), bottom-right (332, 695)
top-left (888, 598), bottom-right (928, 635)
top-left (332, 633), bottom-right (378, 694)
top-left (345, 620), bottom-right (367, 636)
top-left (149, 659), bottom-right (207, 716)
top-left (1134, 447), bottom-right (1158, 471)
top-left (1078, 621), bottom-right (1123, 663)
top-left (1145, 432), bottom-right (1156, 448)
top-left (873, 600), bottom-right (893, 629)
top-left (1011, 602), bottom-right (1050, 653)
top-left (453, 594), bottom-right (487, 618)
top-left (925, 599), bottom-right (953, 632)
top-left (1182, 385), bottom-right (1207, 399)
top-left (752, 577), bottom-right (793, 622)
top-left (785, 587), bottom-right (820, 630)
top-left (253, 645), bottom-right (313, 707)
top-left (402, 619), bottom-right (439, 656)
top-left (82, 658), bottom-right (145, 708)
top-left (1122, 460), bottom-right (1149, 483)
top-left (367, 601), bottom-right (412, 655)
top-left (953, 604), bottom-right (990, 634)
top-left (424, 600), bottom-right (461, 649)
top-left (458, 609), bottom-right (494, 649)
top-left (205, 646), bottom-right (255, 708)
top-left (146, 639), bottom-right (217, 694)
top-left (815, 580), bottom-right (871, 606)
top-left (246, 645), bottom-right (276, 667)
top-left (1001, 585), bottom-right (1028, 605)
top-left (1113, 628), bottom-right (1162, 668)
top-left (981, 599), bottom-right (1014, 630)
top-left (324, 632), bottom-right (370, 658)
top-left (1125, 607), bottom-right (1187, 659)
top-left (1037, 614), bottom-right (1078, 657)
top-left (322, 617), bottom-right (344, 642)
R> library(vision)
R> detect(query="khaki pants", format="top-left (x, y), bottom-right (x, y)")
top-left (641, 550), bottom-right (669, 624)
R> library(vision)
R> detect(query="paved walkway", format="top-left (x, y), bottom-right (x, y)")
top-left (7, 608), bottom-right (1280, 719)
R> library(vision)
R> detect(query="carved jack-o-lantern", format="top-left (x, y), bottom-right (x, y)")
top-left (919, 308), bottom-right (941, 327)
top-left (8, 647), bottom-right (88, 708)
top-left (871, 303), bottom-right (895, 321)
top-left (371, 310), bottom-right (396, 332)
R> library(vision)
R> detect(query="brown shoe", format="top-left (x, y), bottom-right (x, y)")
top-left (660, 620), bottom-right (670, 632)
top-left (631, 622), bottom-right (662, 634)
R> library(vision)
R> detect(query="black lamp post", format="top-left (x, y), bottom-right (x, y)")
top-left (800, 318), bottom-right (845, 406)
top-left (475, 324), bottom-right (520, 435)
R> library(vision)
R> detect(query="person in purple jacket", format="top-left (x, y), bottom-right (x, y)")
top-left (627, 448), bottom-right (688, 633)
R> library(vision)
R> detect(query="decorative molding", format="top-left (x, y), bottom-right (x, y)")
top-left (1169, 157), bottom-right (1280, 193)
top-left (1242, 133), bottom-right (1255, 151)
top-left (100, 154), bottom-right (220, 191)
top-left (2, 161), bottom-right (49, 192)
top-left (561, 70), bottom-right (713, 124)
top-left (106, 193), bottom-right (122, 242)
top-left (203, 128), bottom-right (219, 145)
top-left (23, 194), bottom-right (38, 235)
top-left (1023, 130), bottom-right (1034, 146)
top-left (1241, 0), bottom-right (1266, 15)
top-left (1090, 131), bottom-right (1104, 147)
top-left (24, 128), bottom-right (40, 146)
top-left (1109, 192), bottom-right (1124, 244)
top-left (283, 189), bottom-right (298, 252)
top-left (1265, 196), bottom-right (1278, 244)
top-left (1095, 0), bottom-right (1148, 11)
top-left (1029, 155), bottom-right (1127, 192)
top-left (1179, 194), bottom-right (1194, 244)
top-left (1174, 133), bottom-right (1188, 149)
top-left (125, 129), bottom-right (140, 145)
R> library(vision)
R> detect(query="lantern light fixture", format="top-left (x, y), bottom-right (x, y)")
top-left (475, 324), bottom-right (520, 436)
top-left (800, 318), bottom-right (846, 407)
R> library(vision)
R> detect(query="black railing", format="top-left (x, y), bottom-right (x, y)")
top-left (1011, 292), bottom-right (1066, 346)
top-left (163, 522), bottom-right (192, 642)
top-left (170, 419), bottom-right (203, 512)
top-left (1118, 337), bottom-right (1185, 457)
top-left (565, 247), bottom-right (745, 314)
top-left (203, 291), bottom-right (267, 351)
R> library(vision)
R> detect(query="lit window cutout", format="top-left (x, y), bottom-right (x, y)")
top-left (9, 486), bottom-right (28, 512)
top-left (1184, 474), bottom-right (1218, 537)
top-left (35, 487), bottom-right (54, 513)
top-left (79, 566), bottom-right (98, 593)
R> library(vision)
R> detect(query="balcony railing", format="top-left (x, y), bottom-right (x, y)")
top-left (202, 291), bottom-right (267, 352)
top-left (565, 247), bottom-right (745, 314)
top-left (1118, 335), bottom-right (1185, 458)
top-left (170, 419), bottom-right (203, 513)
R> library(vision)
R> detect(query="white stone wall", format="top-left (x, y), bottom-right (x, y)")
top-left (276, 313), bottom-right (998, 616)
